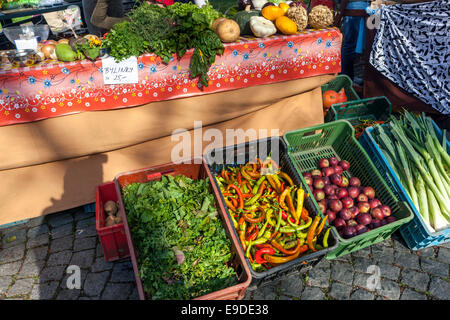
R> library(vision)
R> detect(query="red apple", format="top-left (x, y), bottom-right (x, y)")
top-left (333, 165), bottom-right (343, 175)
top-left (341, 197), bottom-right (354, 209)
top-left (322, 167), bottom-right (335, 177)
top-left (318, 158), bottom-right (330, 168)
top-left (363, 186), bottom-right (376, 199)
top-left (323, 184), bottom-right (335, 196)
top-left (339, 208), bottom-right (352, 221)
top-left (329, 199), bottom-right (343, 212)
top-left (329, 157), bottom-right (339, 166)
top-left (358, 202), bottom-right (371, 214)
top-left (313, 178), bottom-right (325, 189)
top-left (330, 173), bottom-right (343, 186)
top-left (339, 160), bottom-right (350, 171)
top-left (370, 207), bottom-right (384, 220)
top-left (357, 193), bottom-right (369, 203)
top-left (336, 188), bottom-right (348, 199)
top-left (349, 177), bottom-right (361, 188)
top-left (326, 209), bottom-right (336, 222)
top-left (313, 189), bottom-right (326, 201)
top-left (380, 205), bottom-right (391, 217)
top-left (311, 169), bottom-right (322, 178)
top-left (369, 198), bottom-right (382, 209)
top-left (348, 186), bottom-right (360, 199)
top-left (349, 206), bottom-right (360, 219)
top-left (339, 176), bottom-right (349, 188)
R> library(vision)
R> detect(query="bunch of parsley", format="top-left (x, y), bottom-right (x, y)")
top-left (122, 175), bottom-right (237, 300)
top-left (103, 2), bottom-right (223, 87)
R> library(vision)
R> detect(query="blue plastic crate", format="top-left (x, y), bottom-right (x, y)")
top-left (84, 203), bottom-right (96, 213)
top-left (359, 122), bottom-right (450, 251)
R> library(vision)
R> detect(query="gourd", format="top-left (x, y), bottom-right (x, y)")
top-left (215, 19), bottom-right (241, 43)
top-left (233, 5), bottom-right (261, 36)
top-left (286, 5), bottom-right (308, 31)
top-left (252, 0), bottom-right (268, 10)
top-left (261, 5), bottom-right (285, 21)
top-left (308, 5), bottom-right (334, 29)
top-left (249, 16), bottom-right (277, 38)
top-left (275, 16), bottom-right (298, 35)
top-left (55, 43), bottom-right (77, 62)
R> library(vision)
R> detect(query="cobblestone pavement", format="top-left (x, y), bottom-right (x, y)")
top-left (0, 207), bottom-right (449, 300)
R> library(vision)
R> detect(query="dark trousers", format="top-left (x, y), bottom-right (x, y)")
top-left (82, 0), bottom-right (124, 36)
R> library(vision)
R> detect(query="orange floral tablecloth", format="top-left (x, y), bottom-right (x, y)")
top-left (0, 28), bottom-right (341, 126)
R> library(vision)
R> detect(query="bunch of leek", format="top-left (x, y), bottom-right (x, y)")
top-left (371, 111), bottom-right (450, 232)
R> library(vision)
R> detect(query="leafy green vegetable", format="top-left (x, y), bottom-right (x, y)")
top-left (122, 174), bottom-right (237, 300)
top-left (103, 2), bottom-right (224, 87)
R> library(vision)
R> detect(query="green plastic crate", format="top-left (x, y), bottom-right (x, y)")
top-left (325, 96), bottom-right (392, 125)
top-left (283, 120), bottom-right (414, 260)
top-left (322, 75), bottom-right (360, 115)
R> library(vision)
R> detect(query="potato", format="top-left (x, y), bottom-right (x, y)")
top-left (215, 19), bottom-right (241, 43)
top-left (103, 200), bottom-right (117, 216)
top-left (105, 215), bottom-right (116, 227)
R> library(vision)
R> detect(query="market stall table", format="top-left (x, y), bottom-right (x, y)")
top-left (0, 28), bottom-right (342, 225)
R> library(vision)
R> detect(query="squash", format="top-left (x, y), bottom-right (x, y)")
top-left (279, 3), bottom-right (290, 13)
top-left (275, 16), bottom-right (298, 35)
top-left (261, 5), bottom-right (285, 21)
top-left (250, 16), bottom-right (277, 38)
top-left (233, 5), bottom-right (261, 36)
top-left (215, 19), bottom-right (241, 43)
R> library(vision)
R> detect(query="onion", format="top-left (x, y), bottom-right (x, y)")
top-left (318, 158), bottom-right (330, 168)
top-left (356, 213), bottom-right (372, 226)
top-left (41, 44), bottom-right (56, 59)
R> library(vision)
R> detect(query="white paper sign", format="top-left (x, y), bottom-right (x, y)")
top-left (102, 56), bottom-right (139, 85)
top-left (14, 38), bottom-right (38, 51)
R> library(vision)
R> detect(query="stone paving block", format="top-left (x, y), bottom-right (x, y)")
top-left (353, 272), bottom-right (376, 292)
top-left (400, 269), bottom-right (430, 292)
top-left (110, 261), bottom-right (135, 282)
top-left (47, 213), bottom-right (73, 228)
top-left (83, 271), bottom-right (110, 297)
top-left (128, 287), bottom-right (139, 300)
top-left (0, 276), bottom-right (13, 295)
top-left (0, 261), bottom-right (22, 276)
top-left (38, 266), bottom-right (66, 283)
top-left (76, 217), bottom-right (96, 230)
top-left (429, 277), bottom-right (450, 300)
top-left (331, 261), bottom-right (354, 284)
top-left (50, 235), bottom-right (73, 253)
top-left (101, 283), bottom-right (134, 300)
top-left (25, 216), bottom-right (46, 229)
top-left (56, 289), bottom-right (81, 300)
top-left (306, 266), bottom-right (330, 288)
top-left (350, 246), bottom-right (371, 258)
top-left (91, 257), bottom-right (114, 273)
top-left (26, 234), bottom-right (49, 249)
top-left (278, 295), bottom-right (292, 300)
top-left (394, 251), bottom-right (421, 271)
top-left (6, 278), bottom-right (34, 297)
top-left (50, 224), bottom-right (74, 240)
top-left (30, 281), bottom-right (58, 300)
top-left (17, 260), bottom-right (46, 279)
top-left (279, 274), bottom-right (303, 297)
top-left (24, 246), bottom-right (48, 263)
top-left (0, 243), bottom-right (25, 263)
top-left (47, 250), bottom-right (73, 266)
top-left (74, 237), bottom-right (97, 252)
top-left (352, 256), bottom-right (374, 274)
top-left (350, 288), bottom-right (375, 300)
top-left (420, 258), bottom-right (449, 278)
top-left (436, 247), bottom-right (450, 263)
top-left (376, 279), bottom-right (401, 300)
top-left (377, 262), bottom-right (401, 281)
top-left (333, 253), bottom-right (352, 263)
top-left (75, 224), bottom-right (97, 239)
top-left (70, 249), bottom-right (95, 269)
top-left (2, 228), bottom-right (27, 248)
top-left (417, 247), bottom-right (436, 259)
top-left (96, 242), bottom-right (104, 257)
top-left (400, 288), bottom-right (428, 300)
top-left (60, 268), bottom-right (88, 290)
top-left (252, 283), bottom-right (278, 300)
top-left (301, 286), bottom-right (325, 300)
top-left (329, 281), bottom-right (352, 300)
top-left (371, 246), bottom-right (394, 264)
top-left (27, 225), bottom-right (49, 238)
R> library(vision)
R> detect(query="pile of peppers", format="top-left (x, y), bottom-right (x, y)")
top-left (354, 119), bottom-right (385, 139)
top-left (215, 157), bottom-right (331, 272)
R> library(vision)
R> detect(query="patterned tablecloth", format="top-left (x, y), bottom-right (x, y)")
top-left (0, 28), bottom-right (341, 126)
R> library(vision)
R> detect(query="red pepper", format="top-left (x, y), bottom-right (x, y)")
top-left (254, 247), bottom-right (275, 264)
top-left (281, 210), bottom-right (297, 224)
top-left (246, 225), bottom-right (259, 241)
top-left (227, 184), bottom-right (244, 210)
top-left (230, 197), bottom-right (238, 208)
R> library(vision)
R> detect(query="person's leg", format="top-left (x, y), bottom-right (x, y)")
top-left (82, 0), bottom-right (107, 36)
top-left (341, 16), bottom-right (360, 80)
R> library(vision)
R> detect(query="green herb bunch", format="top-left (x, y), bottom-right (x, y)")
top-left (102, 2), bottom-right (224, 87)
top-left (122, 175), bottom-right (237, 300)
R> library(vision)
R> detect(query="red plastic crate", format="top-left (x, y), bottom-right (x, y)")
top-left (95, 182), bottom-right (130, 262)
top-left (114, 157), bottom-right (252, 300)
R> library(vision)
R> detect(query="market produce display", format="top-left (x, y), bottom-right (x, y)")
top-left (303, 157), bottom-right (396, 239)
top-left (215, 158), bottom-right (331, 272)
top-left (103, 2), bottom-right (223, 87)
top-left (121, 174), bottom-right (237, 300)
top-left (370, 112), bottom-right (450, 233)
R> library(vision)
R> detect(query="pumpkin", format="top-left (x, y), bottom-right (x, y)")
top-left (249, 16), bottom-right (277, 38)
top-left (275, 16), bottom-right (297, 35)
top-left (233, 5), bottom-right (261, 36)
top-left (261, 5), bottom-right (285, 21)
top-left (308, 5), bottom-right (334, 29)
top-left (286, 5), bottom-right (308, 32)
top-left (215, 19), bottom-right (241, 43)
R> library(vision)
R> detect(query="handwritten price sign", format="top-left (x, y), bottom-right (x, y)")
top-left (102, 56), bottom-right (139, 85)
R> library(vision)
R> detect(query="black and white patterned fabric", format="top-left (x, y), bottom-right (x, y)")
top-left (369, 0), bottom-right (450, 115)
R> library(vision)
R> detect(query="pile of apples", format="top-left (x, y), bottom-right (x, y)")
top-left (302, 157), bottom-right (396, 239)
